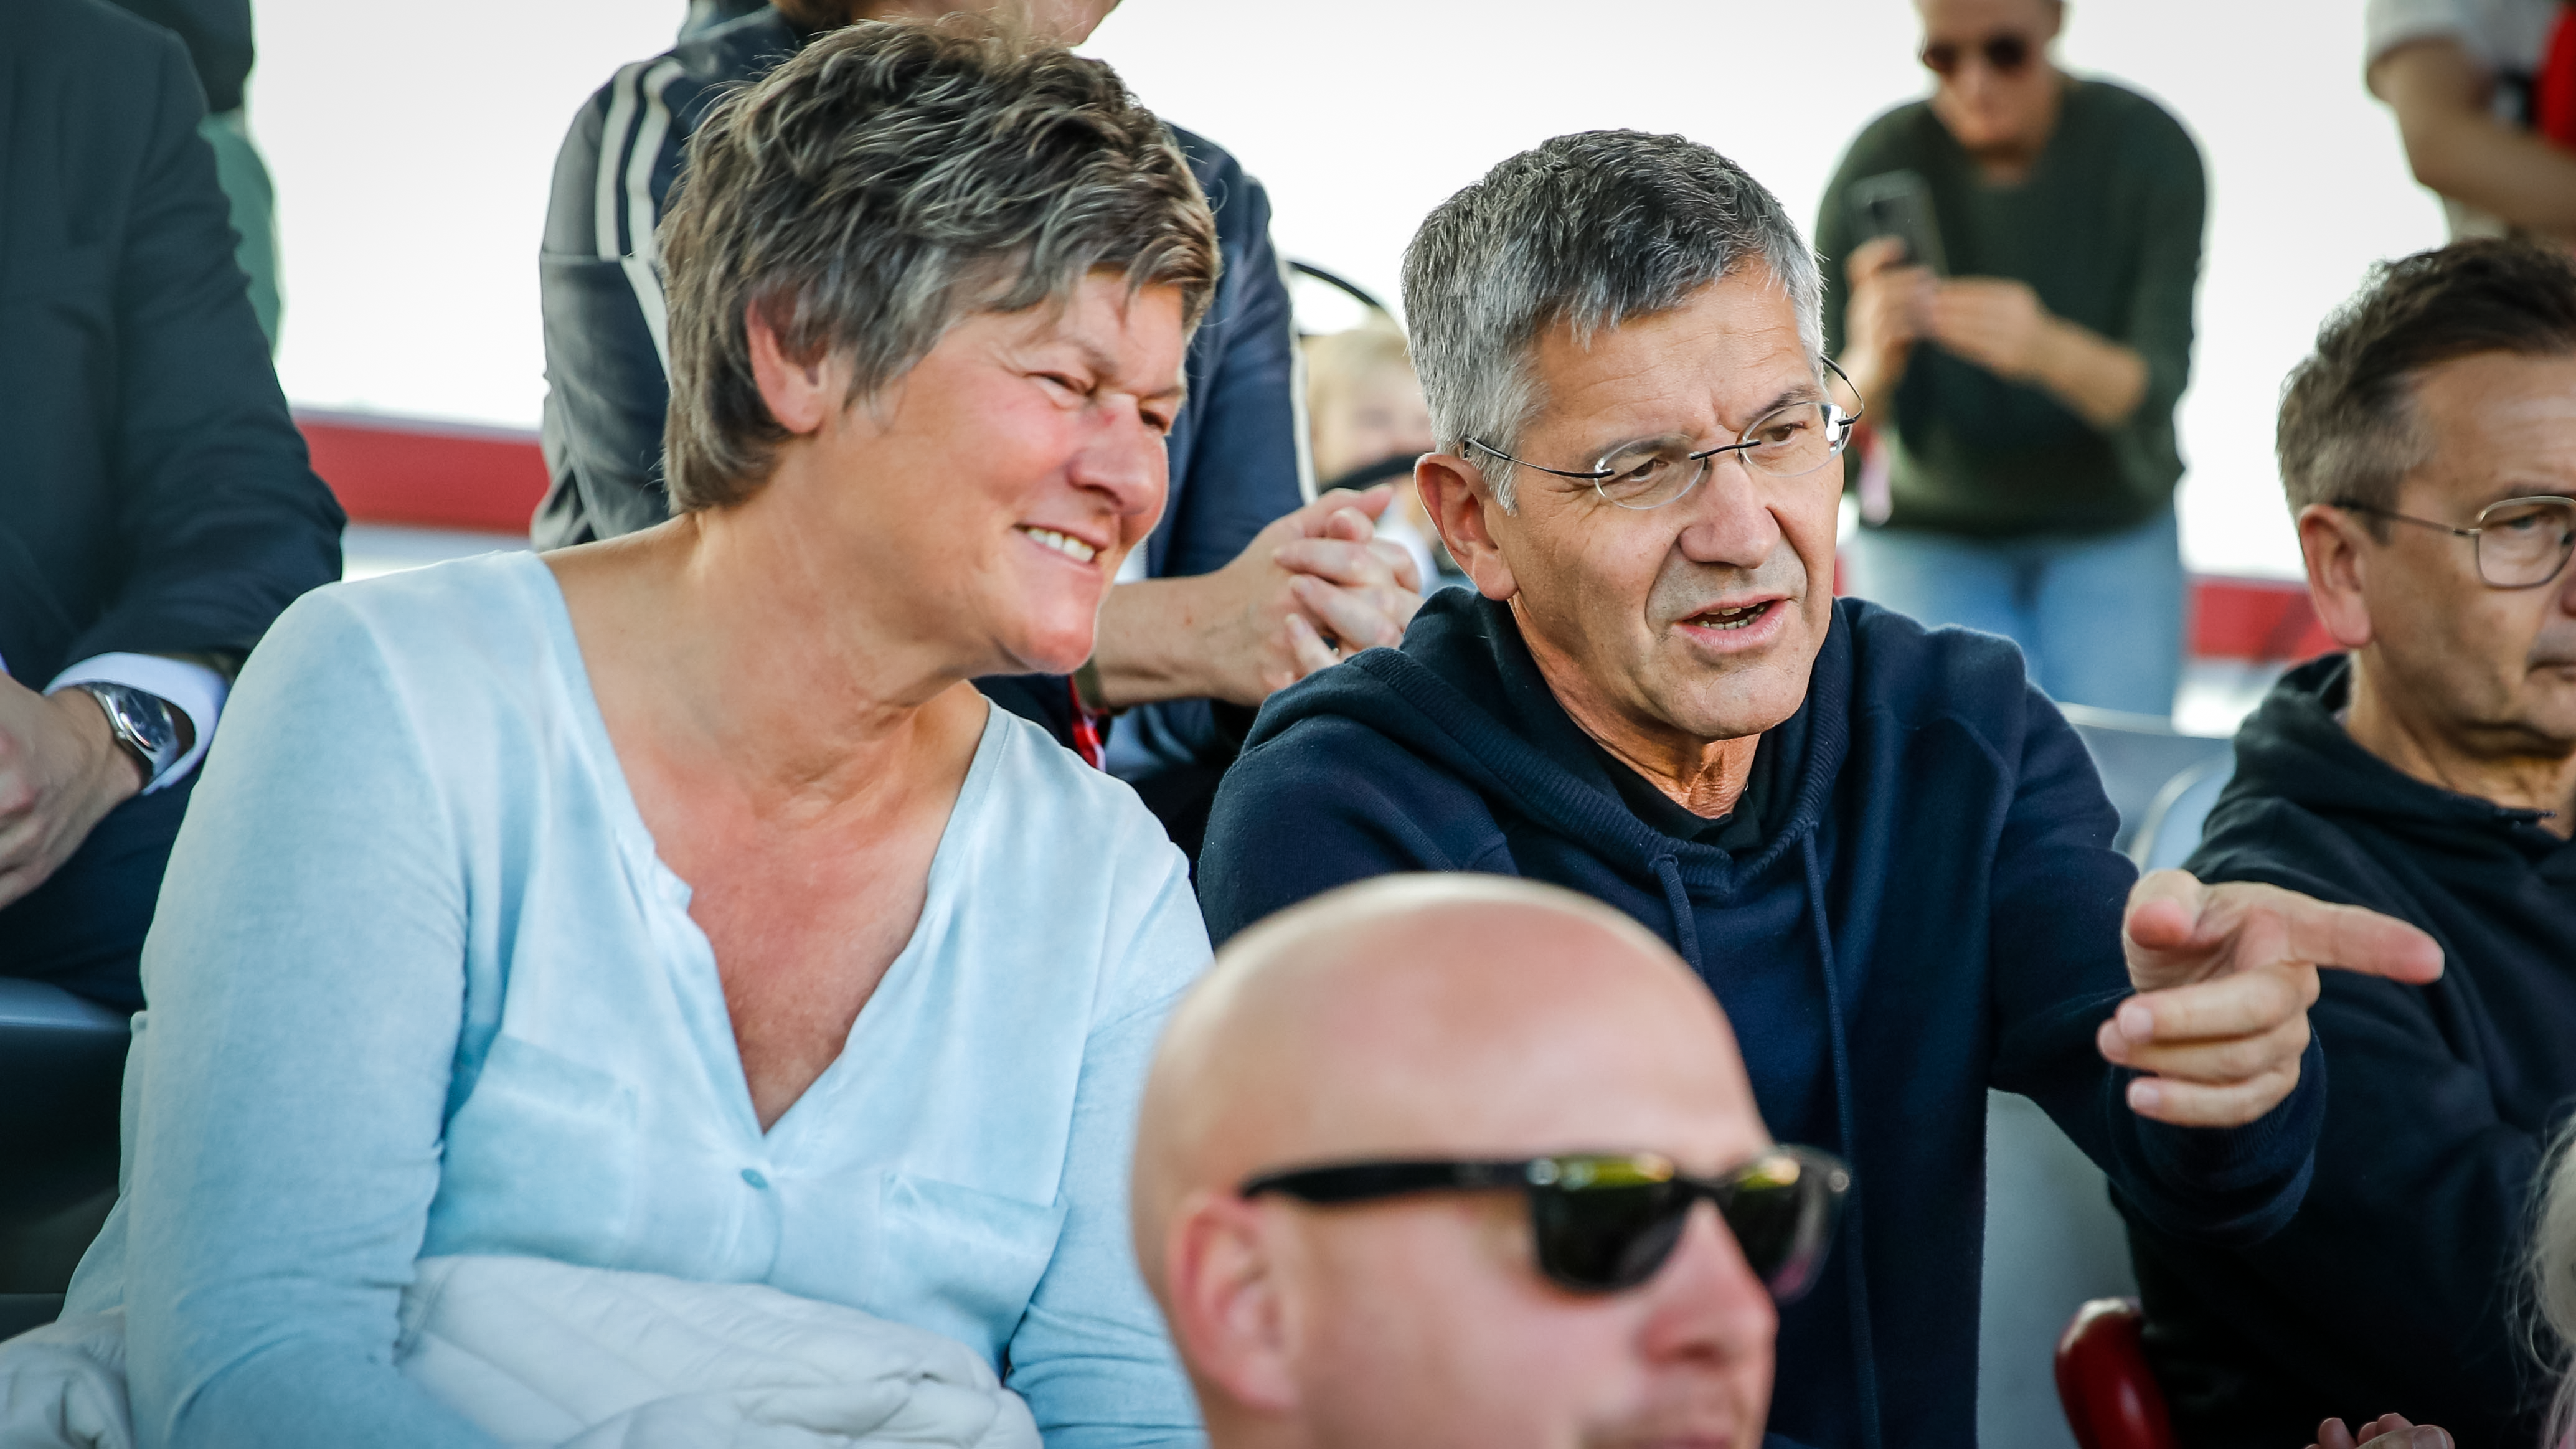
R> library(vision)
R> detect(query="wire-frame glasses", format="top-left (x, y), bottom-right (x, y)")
top-left (1463, 358), bottom-right (1864, 511)
top-left (2333, 494), bottom-right (2576, 588)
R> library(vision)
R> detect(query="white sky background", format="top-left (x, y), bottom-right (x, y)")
top-left (253, 0), bottom-right (2446, 577)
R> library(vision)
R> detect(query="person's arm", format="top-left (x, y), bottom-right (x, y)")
top-left (1004, 862), bottom-right (1210, 1448)
top-left (1926, 111), bottom-right (2201, 436)
top-left (534, 63), bottom-right (689, 546)
top-left (1083, 137), bottom-right (1419, 714)
top-left (1149, 143), bottom-right (1308, 582)
top-left (2374, 37), bottom-right (2576, 238)
top-left (68, 27), bottom-right (341, 678)
top-left (1985, 687), bottom-right (2329, 1245)
top-left (1928, 283), bottom-right (2148, 430)
top-left (1088, 487), bottom-right (1420, 710)
top-left (46, 653), bottom-right (226, 789)
top-left (0, 676), bottom-right (142, 908)
top-left (118, 591), bottom-right (499, 1449)
top-left (0, 651), bottom-right (225, 907)
top-left (0, 27), bottom-right (337, 909)
top-left (1196, 711), bottom-right (1504, 944)
top-left (1817, 144), bottom-right (1930, 451)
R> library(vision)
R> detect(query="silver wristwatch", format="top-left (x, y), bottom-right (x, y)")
top-left (73, 682), bottom-right (186, 786)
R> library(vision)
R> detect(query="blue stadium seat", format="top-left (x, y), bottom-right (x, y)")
top-left (1981, 707), bottom-right (2234, 1449)
top-left (2129, 757), bottom-right (2235, 875)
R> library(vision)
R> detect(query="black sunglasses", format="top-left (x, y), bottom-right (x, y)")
top-left (1922, 32), bottom-right (2034, 77)
top-left (1240, 1145), bottom-right (1849, 1301)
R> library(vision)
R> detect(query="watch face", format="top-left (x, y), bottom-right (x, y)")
top-left (86, 684), bottom-right (180, 773)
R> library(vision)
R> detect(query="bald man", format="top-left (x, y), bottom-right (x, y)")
top-left (1134, 875), bottom-right (1847, 1449)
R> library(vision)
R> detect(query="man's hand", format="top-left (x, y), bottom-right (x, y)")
top-left (1088, 484), bottom-right (1424, 710)
top-left (0, 675), bottom-right (145, 909)
top-left (2311, 1414), bottom-right (2451, 1449)
top-left (1925, 277), bottom-right (2052, 379)
top-left (2098, 870), bottom-right (2444, 1127)
top-left (1923, 276), bottom-right (2149, 427)
top-left (1838, 237), bottom-right (1933, 419)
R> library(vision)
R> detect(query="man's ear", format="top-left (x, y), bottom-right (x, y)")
top-left (2296, 503), bottom-right (2377, 650)
top-left (745, 303), bottom-right (839, 437)
top-left (1164, 1191), bottom-right (1301, 1417)
top-left (1416, 453), bottom-right (1520, 603)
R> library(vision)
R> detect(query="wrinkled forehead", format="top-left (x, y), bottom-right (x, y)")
top-left (1523, 278), bottom-right (1822, 445)
top-left (2402, 350), bottom-right (2576, 501)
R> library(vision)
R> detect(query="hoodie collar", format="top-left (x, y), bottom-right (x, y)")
top-left (1257, 590), bottom-right (1852, 895)
top-left (2232, 654), bottom-right (2571, 864)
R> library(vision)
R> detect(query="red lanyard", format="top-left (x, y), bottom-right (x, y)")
top-left (1068, 677), bottom-right (1108, 770)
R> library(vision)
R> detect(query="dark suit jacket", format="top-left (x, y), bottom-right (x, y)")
top-left (0, 0), bottom-right (341, 689)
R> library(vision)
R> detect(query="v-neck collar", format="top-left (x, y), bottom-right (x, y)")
top-left (514, 552), bottom-right (1008, 1148)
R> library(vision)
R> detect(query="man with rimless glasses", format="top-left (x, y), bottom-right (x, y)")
top-left (1196, 131), bottom-right (2440, 1448)
top-left (1136, 876), bottom-right (1842, 1449)
top-left (2121, 241), bottom-right (2576, 1448)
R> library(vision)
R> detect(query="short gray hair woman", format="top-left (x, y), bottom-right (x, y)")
top-left (52, 21), bottom-right (1219, 1446)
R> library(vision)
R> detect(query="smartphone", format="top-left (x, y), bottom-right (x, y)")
top-left (1851, 170), bottom-right (1946, 276)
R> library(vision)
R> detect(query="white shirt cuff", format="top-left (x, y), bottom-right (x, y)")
top-left (46, 653), bottom-right (230, 793)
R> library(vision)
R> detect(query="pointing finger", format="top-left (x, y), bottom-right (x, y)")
top-left (2245, 887), bottom-right (2444, 986)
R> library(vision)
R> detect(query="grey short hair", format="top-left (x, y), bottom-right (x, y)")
top-left (1399, 130), bottom-right (1824, 511)
top-left (659, 17), bottom-right (1219, 512)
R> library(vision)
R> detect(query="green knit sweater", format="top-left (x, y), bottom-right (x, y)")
top-left (1818, 78), bottom-right (2206, 538)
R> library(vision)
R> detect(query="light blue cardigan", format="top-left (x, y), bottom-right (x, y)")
top-left (66, 553), bottom-right (1212, 1449)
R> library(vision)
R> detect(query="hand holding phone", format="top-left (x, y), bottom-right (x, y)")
top-left (1851, 170), bottom-right (1946, 275)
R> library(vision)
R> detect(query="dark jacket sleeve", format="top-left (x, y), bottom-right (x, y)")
top-left (1986, 686), bottom-right (2322, 1246)
top-left (2171, 819), bottom-right (2536, 1427)
top-left (103, 0), bottom-right (253, 113)
top-left (1110, 133), bottom-right (1310, 780)
top-left (1155, 130), bottom-right (1305, 581)
top-left (61, 26), bottom-right (341, 668)
top-left (1197, 716), bottom-right (1506, 943)
top-left (533, 72), bottom-right (678, 548)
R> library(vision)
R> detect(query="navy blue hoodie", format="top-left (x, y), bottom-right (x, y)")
top-left (2128, 654), bottom-right (2576, 1448)
top-left (1199, 589), bottom-right (2324, 1449)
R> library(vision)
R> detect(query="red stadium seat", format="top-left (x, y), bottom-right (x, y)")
top-left (2056, 1298), bottom-right (2177, 1449)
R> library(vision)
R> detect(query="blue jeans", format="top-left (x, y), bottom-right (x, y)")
top-left (1848, 506), bottom-right (2184, 718)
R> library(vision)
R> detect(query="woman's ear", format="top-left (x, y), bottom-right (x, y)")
top-left (745, 303), bottom-right (837, 437)
top-left (1416, 454), bottom-right (1520, 603)
top-left (1164, 1191), bottom-right (1301, 1417)
top-left (2296, 503), bottom-right (2377, 651)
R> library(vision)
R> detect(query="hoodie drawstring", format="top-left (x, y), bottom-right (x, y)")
top-left (1801, 832), bottom-right (1882, 1449)
top-left (1650, 855), bottom-right (1704, 975)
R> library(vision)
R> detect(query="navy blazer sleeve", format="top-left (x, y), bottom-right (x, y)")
top-left (1153, 129), bottom-right (1305, 580)
top-left (0, 1), bottom-right (340, 684)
